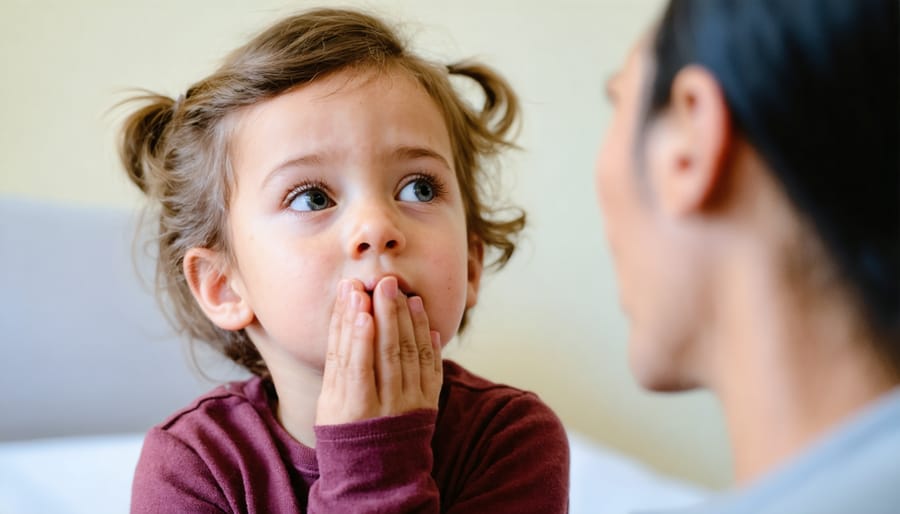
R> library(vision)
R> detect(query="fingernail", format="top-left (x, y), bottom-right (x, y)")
top-left (355, 312), bottom-right (368, 327)
top-left (408, 296), bottom-right (424, 313)
top-left (351, 291), bottom-right (363, 309)
top-left (381, 276), bottom-right (398, 299)
top-left (430, 330), bottom-right (441, 348)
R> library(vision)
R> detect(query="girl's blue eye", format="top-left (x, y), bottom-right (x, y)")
top-left (398, 177), bottom-right (436, 203)
top-left (289, 188), bottom-right (333, 212)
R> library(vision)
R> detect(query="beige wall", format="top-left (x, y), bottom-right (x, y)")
top-left (0, 0), bottom-right (731, 487)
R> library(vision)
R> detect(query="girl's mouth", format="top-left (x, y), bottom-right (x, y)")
top-left (363, 275), bottom-right (416, 298)
top-left (364, 287), bottom-right (416, 298)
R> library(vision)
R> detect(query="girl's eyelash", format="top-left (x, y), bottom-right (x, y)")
top-left (282, 172), bottom-right (447, 207)
top-left (403, 171), bottom-right (447, 198)
top-left (283, 179), bottom-right (331, 208)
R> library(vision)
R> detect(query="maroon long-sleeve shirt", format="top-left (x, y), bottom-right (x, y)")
top-left (131, 359), bottom-right (569, 513)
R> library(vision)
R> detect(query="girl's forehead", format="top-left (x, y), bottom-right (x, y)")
top-left (226, 65), bottom-right (453, 177)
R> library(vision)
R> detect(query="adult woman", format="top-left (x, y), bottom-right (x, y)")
top-left (595, 0), bottom-right (899, 511)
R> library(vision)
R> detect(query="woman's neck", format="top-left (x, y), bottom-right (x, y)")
top-left (710, 248), bottom-right (898, 485)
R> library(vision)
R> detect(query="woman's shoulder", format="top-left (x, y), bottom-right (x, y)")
top-left (656, 388), bottom-right (900, 514)
top-left (748, 388), bottom-right (900, 512)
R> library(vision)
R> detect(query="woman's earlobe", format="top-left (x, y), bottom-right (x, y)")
top-left (183, 248), bottom-right (254, 331)
top-left (660, 65), bottom-right (732, 215)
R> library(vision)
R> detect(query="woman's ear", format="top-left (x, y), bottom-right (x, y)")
top-left (465, 236), bottom-right (485, 309)
top-left (653, 65), bottom-right (732, 216)
top-left (183, 248), bottom-right (254, 331)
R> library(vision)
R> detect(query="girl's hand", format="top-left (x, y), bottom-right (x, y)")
top-left (316, 276), bottom-right (443, 425)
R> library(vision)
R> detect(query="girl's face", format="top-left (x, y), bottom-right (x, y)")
top-left (223, 69), bottom-right (479, 371)
top-left (594, 37), bottom-right (709, 391)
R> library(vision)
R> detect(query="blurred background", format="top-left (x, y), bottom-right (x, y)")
top-left (0, 0), bottom-right (730, 488)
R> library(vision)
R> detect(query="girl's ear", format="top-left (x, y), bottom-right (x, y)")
top-left (183, 248), bottom-right (254, 331)
top-left (465, 236), bottom-right (485, 309)
top-left (652, 65), bottom-right (732, 217)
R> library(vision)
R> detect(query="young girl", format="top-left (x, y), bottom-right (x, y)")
top-left (120, 8), bottom-right (568, 514)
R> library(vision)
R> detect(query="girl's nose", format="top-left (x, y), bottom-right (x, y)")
top-left (347, 205), bottom-right (406, 258)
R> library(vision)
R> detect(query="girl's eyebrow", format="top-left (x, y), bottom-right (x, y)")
top-left (261, 145), bottom-right (451, 187)
top-left (392, 145), bottom-right (451, 171)
top-left (263, 153), bottom-right (324, 187)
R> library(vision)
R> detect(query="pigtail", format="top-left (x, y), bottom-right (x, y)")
top-left (446, 61), bottom-right (526, 271)
top-left (118, 92), bottom-right (176, 196)
top-left (447, 61), bottom-right (520, 151)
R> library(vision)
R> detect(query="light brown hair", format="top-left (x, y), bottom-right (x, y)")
top-left (119, 8), bottom-right (525, 377)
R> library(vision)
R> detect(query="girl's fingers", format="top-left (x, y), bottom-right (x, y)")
top-left (425, 330), bottom-right (444, 402)
top-left (318, 280), bottom-right (356, 424)
top-left (319, 283), bottom-right (377, 424)
top-left (373, 277), bottom-right (402, 403)
top-left (341, 284), bottom-right (371, 370)
top-left (334, 285), bottom-right (364, 404)
top-left (407, 295), bottom-right (434, 389)
top-left (323, 279), bottom-right (351, 391)
top-left (431, 331), bottom-right (442, 374)
top-left (325, 277), bottom-right (441, 420)
top-left (344, 308), bottom-right (377, 404)
top-left (393, 287), bottom-right (420, 394)
top-left (338, 282), bottom-right (365, 368)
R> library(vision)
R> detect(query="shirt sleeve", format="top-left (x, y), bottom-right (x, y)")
top-left (308, 409), bottom-right (440, 513)
top-left (444, 393), bottom-right (570, 514)
top-left (130, 428), bottom-right (229, 514)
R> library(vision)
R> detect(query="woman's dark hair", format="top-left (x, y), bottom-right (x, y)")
top-left (647, 0), bottom-right (899, 359)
